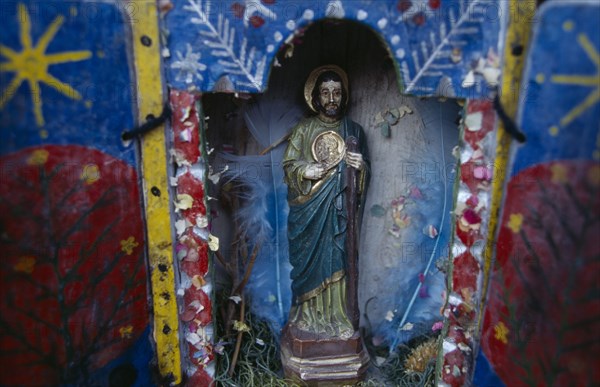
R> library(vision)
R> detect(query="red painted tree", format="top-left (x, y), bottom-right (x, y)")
top-left (0, 145), bottom-right (149, 385)
top-left (482, 161), bottom-right (600, 386)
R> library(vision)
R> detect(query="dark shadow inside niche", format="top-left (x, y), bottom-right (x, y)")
top-left (202, 19), bottom-right (399, 155)
top-left (202, 19), bottom-right (461, 384)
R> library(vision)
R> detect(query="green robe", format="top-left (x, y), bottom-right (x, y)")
top-left (283, 116), bottom-right (369, 335)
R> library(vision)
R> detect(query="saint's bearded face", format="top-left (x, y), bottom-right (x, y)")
top-left (318, 80), bottom-right (343, 118)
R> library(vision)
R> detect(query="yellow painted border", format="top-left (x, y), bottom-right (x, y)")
top-left (481, 0), bottom-right (536, 321)
top-left (131, 1), bottom-right (182, 383)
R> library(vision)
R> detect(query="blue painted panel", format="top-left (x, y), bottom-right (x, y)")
top-left (513, 0), bottom-right (600, 175)
top-left (0, 2), bottom-right (153, 386)
top-left (164, 0), bottom-right (503, 98)
top-left (478, 2), bottom-right (600, 385)
top-left (0, 0), bottom-right (137, 164)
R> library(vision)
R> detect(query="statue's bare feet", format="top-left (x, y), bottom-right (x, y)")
top-left (296, 320), bottom-right (310, 331)
top-left (338, 327), bottom-right (354, 339)
top-left (323, 324), bottom-right (336, 337)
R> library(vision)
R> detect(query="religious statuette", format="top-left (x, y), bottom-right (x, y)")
top-left (281, 64), bottom-right (370, 385)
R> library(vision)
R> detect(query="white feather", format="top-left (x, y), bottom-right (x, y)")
top-left (218, 95), bottom-right (302, 330)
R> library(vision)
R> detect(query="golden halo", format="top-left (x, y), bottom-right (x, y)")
top-left (304, 65), bottom-right (349, 113)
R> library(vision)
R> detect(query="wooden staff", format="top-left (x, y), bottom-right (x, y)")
top-left (345, 136), bottom-right (360, 331)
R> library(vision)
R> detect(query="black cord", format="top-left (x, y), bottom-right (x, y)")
top-left (121, 103), bottom-right (172, 140)
top-left (493, 93), bottom-right (526, 143)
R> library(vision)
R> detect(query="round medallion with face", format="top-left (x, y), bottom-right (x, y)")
top-left (311, 130), bottom-right (346, 170)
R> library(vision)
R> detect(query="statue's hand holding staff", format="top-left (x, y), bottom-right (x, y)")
top-left (304, 151), bottom-right (363, 180)
top-left (345, 151), bottom-right (364, 170)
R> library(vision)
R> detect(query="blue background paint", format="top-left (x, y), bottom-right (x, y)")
top-left (165, 0), bottom-right (502, 98)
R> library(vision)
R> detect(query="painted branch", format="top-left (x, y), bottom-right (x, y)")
top-left (345, 136), bottom-right (359, 331)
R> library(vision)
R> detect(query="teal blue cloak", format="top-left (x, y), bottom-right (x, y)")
top-left (283, 116), bottom-right (369, 305)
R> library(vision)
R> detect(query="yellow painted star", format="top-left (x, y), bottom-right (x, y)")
top-left (493, 321), bottom-right (509, 344)
top-left (0, 3), bottom-right (92, 126)
top-left (551, 33), bottom-right (600, 130)
top-left (13, 256), bottom-right (37, 274)
top-left (119, 325), bottom-right (134, 339)
top-left (550, 163), bottom-right (568, 184)
top-left (507, 213), bottom-right (524, 234)
top-left (120, 236), bottom-right (139, 255)
top-left (80, 164), bottom-right (101, 185)
top-left (26, 149), bottom-right (49, 165)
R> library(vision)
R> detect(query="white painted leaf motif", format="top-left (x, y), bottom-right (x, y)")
top-left (403, 0), bottom-right (498, 95)
top-left (184, 0), bottom-right (267, 91)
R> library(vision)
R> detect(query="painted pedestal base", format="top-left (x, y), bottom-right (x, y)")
top-left (281, 325), bottom-right (370, 386)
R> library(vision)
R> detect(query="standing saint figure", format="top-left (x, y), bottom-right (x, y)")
top-left (283, 65), bottom-right (370, 341)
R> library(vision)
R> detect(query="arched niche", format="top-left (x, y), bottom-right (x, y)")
top-left (166, 0), bottom-right (502, 98)
top-left (202, 18), bottom-right (461, 382)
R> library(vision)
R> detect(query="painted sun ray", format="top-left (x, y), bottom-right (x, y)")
top-left (28, 78), bottom-right (43, 126)
top-left (551, 74), bottom-right (598, 87)
top-left (18, 4), bottom-right (32, 49)
top-left (559, 88), bottom-right (600, 127)
top-left (39, 72), bottom-right (83, 100)
top-left (45, 51), bottom-right (92, 65)
top-left (35, 16), bottom-right (65, 54)
top-left (0, 75), bottom-right (23, 108)
top-left (578, 33), bottom-right (600, 66)
top-left (0, 62), bottom-right (18, 72)
top-left (0, 45), bottom-right (18, 60)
